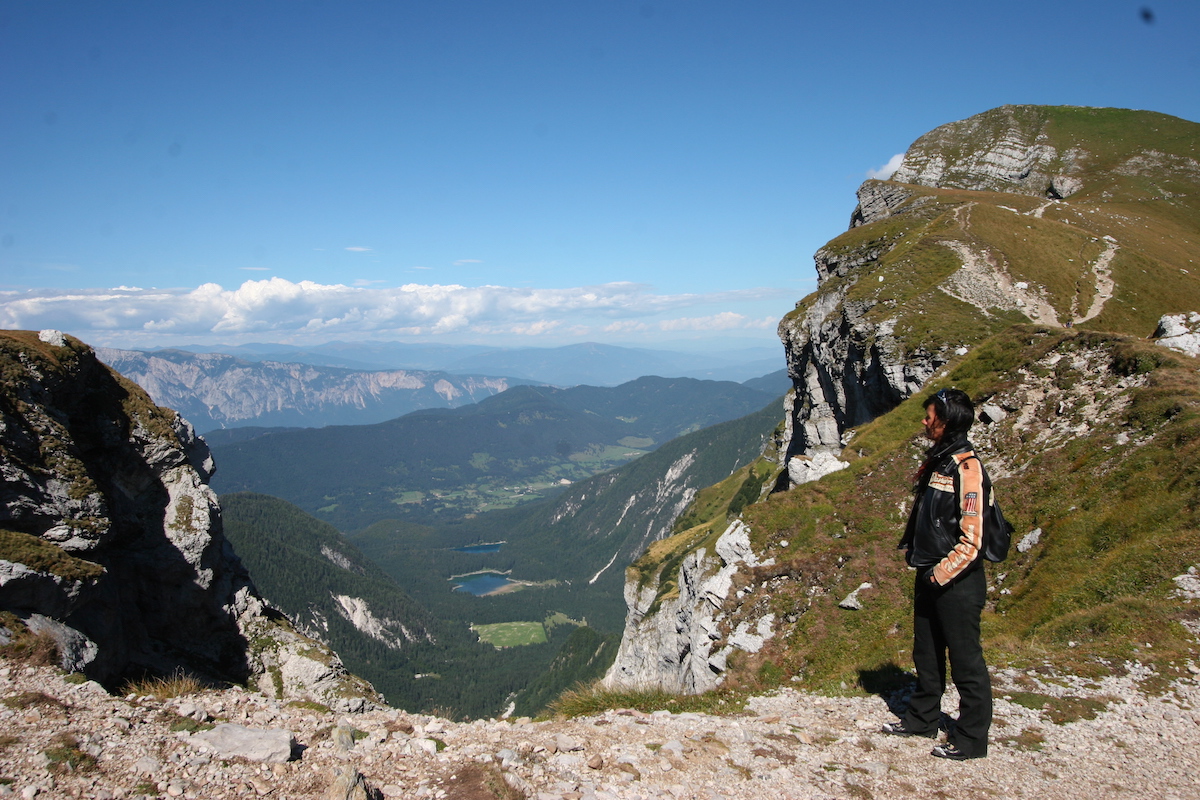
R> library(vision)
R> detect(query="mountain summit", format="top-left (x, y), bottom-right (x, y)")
top-left (780, 104), bottom-right (1200, 485)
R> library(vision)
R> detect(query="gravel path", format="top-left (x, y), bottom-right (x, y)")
top-left (1, 660), bottom-right (1197, 800)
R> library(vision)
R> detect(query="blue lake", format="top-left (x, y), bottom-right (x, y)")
top-left (451, 572), bottom-right (514, 595)
top-left (453, 543), bottom-right (504, 554)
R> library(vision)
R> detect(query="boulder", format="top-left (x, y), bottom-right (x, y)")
top-left (838, 582), bottom-right (873, 611)
top-left (1154, 312), bottom-right (1200, 357)
top-left (190, 724), bottom-right (294, 764)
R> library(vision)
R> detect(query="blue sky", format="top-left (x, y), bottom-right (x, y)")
top-left (2, 1), bottom-right (1197, 350)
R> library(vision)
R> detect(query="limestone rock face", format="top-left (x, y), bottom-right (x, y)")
top-left (602, 520), bottom-right (775, 693)
top-left (0, 330), bottom-right (246, 682)
top-left (776, 269), bottom-right (942, 477)
top-left (776, 106), bottom-right (1136, 482)
top-left (849, 182), bottom-right (917, 228)
top-left (889, 104), bottom-right (1083, 197)
top-left (0, 330), bottom-right (376, 709)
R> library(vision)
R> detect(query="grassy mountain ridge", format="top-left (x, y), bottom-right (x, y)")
top-left (798, 105), bottom-right (1200, 362)
top-left (894, 105), bottom-right (1200, 199)
top-left (708, 327), bottom-right (1200, 696)
top-left (617, 105), bottom-right (1200, 703)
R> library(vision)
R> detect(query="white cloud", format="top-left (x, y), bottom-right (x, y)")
top-left (453, 259), bottom-right (482, 266)
top-left (0, 278), bottom-right (788, 345)
top-left (345, 246), bottom-right (372, 252)
top-left (240, 266), bottom-right (270, 271)
top-left (867, 153), bottom-right (905, 180)
top-left (510, 320), bottom-right (562, 336)
top-left (604, 312), bottom-right (777, 334)
top-left (602, 320), bottom-right (652, 334)
top-left (659, 311), bottom-right (748, 331)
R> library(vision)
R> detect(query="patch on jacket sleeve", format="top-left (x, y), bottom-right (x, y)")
top-left (929, 473), bottom-right (955, 493)
top-left (963, 491), bottom-right (979, 516)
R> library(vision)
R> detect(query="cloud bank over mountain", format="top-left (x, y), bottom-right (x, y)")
top-left (0, 278), bottom-right (786, 347)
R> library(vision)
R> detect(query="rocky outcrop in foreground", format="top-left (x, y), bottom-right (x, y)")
top-left (603, 521), bottom-right (776, 695)
top-left (0, 330), bottom-right (374, 710)
top-left (1, 656), bottom-right (1197, 799)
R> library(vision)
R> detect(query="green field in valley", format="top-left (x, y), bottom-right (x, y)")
top-left (472, 621), bottom-right (548, 648)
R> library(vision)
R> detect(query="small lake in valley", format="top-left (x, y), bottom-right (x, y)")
top-left (453, 542), bottom-right (505, 554)
top-left (450, 571), bottom-right (515, 595)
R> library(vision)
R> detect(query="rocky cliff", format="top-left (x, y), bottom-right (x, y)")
top-left (601, 520), bottom-right (776, 695)
top-left (0, 330), bottom-right (376, 710)
top-left (777, 104), bottom-right (1200, 486)
top-left (604, 105), bottom-right (1200, 695)
top-left (96, 347), bottom-right (520, 432)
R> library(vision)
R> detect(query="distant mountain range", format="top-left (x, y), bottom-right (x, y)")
top-left (209, 376), bottom-right (781, 531)
top-left (98, 342), bottom-right (787, 433)
top-left (96, 347), bottom-right (532, 433)
top-left (149, 340), bottom-right (785, 386)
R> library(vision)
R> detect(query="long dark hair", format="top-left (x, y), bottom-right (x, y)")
top-left (926, 387), bottom-right (974, 443)
top-left (914, 388), bottom-right (975, 491)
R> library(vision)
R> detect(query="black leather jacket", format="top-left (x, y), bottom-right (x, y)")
top-left (898, 436), bottom-right (989, 585)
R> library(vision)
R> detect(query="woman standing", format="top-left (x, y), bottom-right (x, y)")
top-left (882, 388), bottom-right (992, 760)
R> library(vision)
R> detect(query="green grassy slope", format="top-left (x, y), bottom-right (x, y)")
top-left (784, 106), bottom-right (1200, 362)
top-left (708, 328), bottom-right (1200, 696)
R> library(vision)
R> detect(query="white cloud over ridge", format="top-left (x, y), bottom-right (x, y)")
top-left (0, 278), bottom-right (787, 344)
top-left (867, 153), bottom-right (905, 180)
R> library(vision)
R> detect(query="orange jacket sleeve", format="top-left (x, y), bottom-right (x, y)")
top-left (931, 452), bottom-right (984, 585)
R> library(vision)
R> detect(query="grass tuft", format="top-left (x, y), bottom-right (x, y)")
top-left (44, 733), bottom-right (96, 775)
top-left (287, 699), bottom-right (332, 714)
top-left (1004, 692), bottom-right (1114, 725)
top-left (0, 614), bottom-right (60, 668)
top-left (120, 670), bottom-right (207, 700)
top-left (2, 691), bottom-right (65, 711)
top-left (0, 529), bottom-right (105, 583)
top-left (549, 681), bottom-right (745, 719)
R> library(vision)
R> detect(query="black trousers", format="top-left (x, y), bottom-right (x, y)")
top-left (903, 565), bottom-right (992, 757)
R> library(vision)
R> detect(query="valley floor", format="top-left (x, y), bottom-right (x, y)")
top-left (0, 659), bottom-right (1196, 800)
